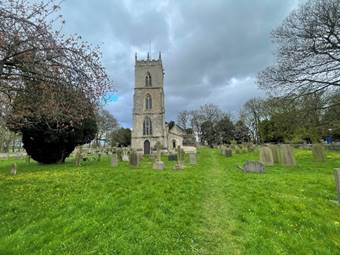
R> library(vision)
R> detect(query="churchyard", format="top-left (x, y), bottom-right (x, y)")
top-left (0, 146), bottom-right (339, 254)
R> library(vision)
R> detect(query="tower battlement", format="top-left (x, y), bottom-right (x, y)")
top-left (135, 52), bottom-right (162, 66)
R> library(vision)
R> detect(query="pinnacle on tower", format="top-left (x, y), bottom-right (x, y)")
top-left (159, 51), bottom-right (162, 60)
top-left (147, 52), bottom-right (150, 60)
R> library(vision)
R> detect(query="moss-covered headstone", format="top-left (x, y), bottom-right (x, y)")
top-left (312, 144), bottom-right (326, 161)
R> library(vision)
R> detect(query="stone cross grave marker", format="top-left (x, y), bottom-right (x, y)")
top-left (153, 142), bottom-right (164, 170)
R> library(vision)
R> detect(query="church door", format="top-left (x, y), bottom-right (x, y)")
top-left (144, 140), bottom-right (151, 155)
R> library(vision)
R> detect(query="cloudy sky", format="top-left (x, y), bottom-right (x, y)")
top-left (61, 0), bottom-right (303, 127)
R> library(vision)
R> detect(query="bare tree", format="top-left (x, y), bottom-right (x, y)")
top-left (241, 98), bottom-right (264, 143)
top-left (176, 110), bottom-right (191, 129)
top-left (0, 0), bottom-right (113, 124)
top-left (258, 0), bottom-right (340, 97)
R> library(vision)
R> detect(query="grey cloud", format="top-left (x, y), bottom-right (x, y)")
top-left (61, 0), bottom-right (301, 127)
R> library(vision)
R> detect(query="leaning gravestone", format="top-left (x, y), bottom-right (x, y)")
top-left (129, 150), bottom-right (139, 167)
top-left (279, 144), bottom-right (296, 166)
top-left (174, 145), bottom-right (184, 170)
top-left (243, 160), bottom-right (264, 173)
top-left (312, 144), bottom-right (326, 161)
top-left (269, 144), bottom-right (280, 164)
top-left (189, 153), bottom-right (197, 164)
top-left (10, 163), bottom-right (17, 175)
top-left (259, 146), bottom-right (274, 166)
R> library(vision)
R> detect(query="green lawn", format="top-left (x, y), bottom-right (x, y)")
top-left (0, 148), bottom-right (339, 255)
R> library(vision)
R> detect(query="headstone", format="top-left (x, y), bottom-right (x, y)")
top-left (224, 147), bottom-right (232, 157)
top-left (153, 142), bottom-right (164, 170)
top-left (122, 148), bottom-right (129, 162)
top-left (174, 145), bottom-right (184, 170)
top-left (259, 146), bottom-right (274, 165)
top-left (243, 160), bottom-right (264, 173)
top-left (312, 144), bottom-right (326, 161)
top-left (111, 152), bottom-right (118, 167)
top-left (10, 163), bottom-right (17, 175)
top-left (75, 146), bottom-right (83, 166)
top-left (268, 144), bottom-right (280, 164)
top-left (129, 149), bottom-right (139, 167)
top-left (334, 169), bottom-right (340, 203)
top-left (189, 153), bottom-right (197, 164)
top-left (234, 145), bottom-right (241, 154)
top-left (116, 148), bottom-right (123, 161)
top-left (168, 154), bottom-right (177, 161)
top-left (279, 144), bottom-right (296, 166)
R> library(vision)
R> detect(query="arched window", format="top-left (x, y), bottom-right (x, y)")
top-left (145, 72), bottom-right (152, 87)
top-left (145, 94), bottom-right (152, 110)
top-left (143, 116), bottom-right (152, 135)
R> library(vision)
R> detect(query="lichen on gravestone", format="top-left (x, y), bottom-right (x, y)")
top-left (259, 146), bottom-right (274, 166)
top-left (279, 144), bottom-right (296, 166)
top-left (312, 144), bottom-right (326, 161)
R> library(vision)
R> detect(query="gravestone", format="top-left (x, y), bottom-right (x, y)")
top-left (111, 152), bottom-right (118, 167)
top-left (168, 154), bottom-right (177, 161)
top-left (189, 153), bottom-right (197, 164)
top-left (334, 169), bottom-right (340, 203)
top-left (129, 150), bottom-right (139, 167)
top-left (279, 144), bottom-right (296, 166)
top-left (224, 147), bottom-right (232, 157)
top-left (312, 144), bottom-right (326, 161)
top-left (174, 145), bottom-right (184, 170)
top-left (116, 148), bottom-right (123, 161)
top-left (259, 146), bottom-right (274, 165)
top-left (153, 141), bottom-right (164, 170)
top-left (269, 144), bottom-right (280, 164)
top-left (10, 163), bottom-right (17, 175)
top-left (234, 145), bottom-right (241, 154)
top-left (243, 160), bottom-right (264, 173)
top-left (75, 146), bottom-right (83, 166)
top-left (122, 148), bottom-right (129, 162)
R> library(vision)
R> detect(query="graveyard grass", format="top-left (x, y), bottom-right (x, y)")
top-left (0, 148), bottom-right (340, 255)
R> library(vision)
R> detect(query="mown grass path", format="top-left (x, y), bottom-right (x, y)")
top-left (197, 149), bottom-right (241, 254)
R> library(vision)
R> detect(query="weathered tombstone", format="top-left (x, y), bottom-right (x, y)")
top-left (10, 163), bottom-right (17, 175)
top-left (243, 160), bottom-right (264, 173)
top-left (75, 146), bottom-right (83, 166)
top-left (279, 144), bottom-right (296, 166)
top-left (111, 151), bottom-right (118, 167)
top-left (224, 147), bottom-right (232, 157)
top-left (168, 154), bottom-right (177, 161)
top-left (259, 146), bottom-right (274, 165)
top-left (116, 148), bottom-right (123, 161)
top-left (174, 145), bottom-right (184, 170)
top-left (122, 148), bottom-right (129, 162)
top-left (234, 145), bottom-right (241, 154)
top-left (268, 144), bottom-right (280, 164)
top-left (153, 142), bottom-right (164, 170)
top-left (312, 144), bottom-right (326, 161)
top-left (129, 149), bottom-right (139, 167)
top-left (189, 153), bottom-right (197, 164)
top-left (334, 169), bottom-right (340, 203)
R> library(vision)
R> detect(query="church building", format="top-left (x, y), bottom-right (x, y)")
top-left (131, 53), bottom-right (185, 154)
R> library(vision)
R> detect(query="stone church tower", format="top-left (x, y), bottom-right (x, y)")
top-left (131, 53), bottom-right (167, 154)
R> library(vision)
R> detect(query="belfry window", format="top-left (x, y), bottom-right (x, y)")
top-left (145, 94), bottom-right (152, 110)
top-left (145, 72), bottom-right (152, 87)
top-left (143, 116), bottom-right (152, 135)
